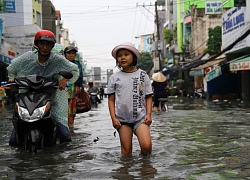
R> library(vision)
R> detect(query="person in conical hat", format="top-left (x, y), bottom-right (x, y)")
top-left (151, 72), bottom-right (169, 112)
top-left (152, 72), bottom-right (167, 82)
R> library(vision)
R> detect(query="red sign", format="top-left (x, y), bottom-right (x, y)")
top-left (8, 51), bottom-right (15, 57)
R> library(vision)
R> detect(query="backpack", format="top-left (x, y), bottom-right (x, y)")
top-left (75, 86), bottom-right (91, 113)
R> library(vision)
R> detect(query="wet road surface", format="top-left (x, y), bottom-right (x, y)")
top-left (1, 97), bottom-right (250, 179)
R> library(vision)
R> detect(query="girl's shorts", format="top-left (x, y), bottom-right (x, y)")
top-left (120, 119), bottom-right (144, 134)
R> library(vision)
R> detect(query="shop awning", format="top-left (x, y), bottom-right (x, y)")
top-left (189, 55), bottom-right (226, 77)
top-left (192, 58), bottom-right (226, 70)
top-left (179, 53), bottom-right (207, 70)
top-left (229, 55), bottom-right (250, 71)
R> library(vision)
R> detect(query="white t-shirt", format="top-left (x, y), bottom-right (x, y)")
top-left (107, 69), bottom-right (153, 123)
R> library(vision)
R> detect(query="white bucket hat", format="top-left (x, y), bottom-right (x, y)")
top-left (111, 42), bottom-right (140, 59)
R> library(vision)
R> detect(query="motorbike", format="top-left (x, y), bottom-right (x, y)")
top-left (90, 92), bottom-right (98, 108)
top-left (194, 88), bottom-right (206, 99)
top-left (6, 71), bottom-right (73, 153)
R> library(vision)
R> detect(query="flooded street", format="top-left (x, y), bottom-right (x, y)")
top-left (1, 97), bottom-right (250, 179)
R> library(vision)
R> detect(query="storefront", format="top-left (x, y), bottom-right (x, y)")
top-left (229, 55), bottom-right (250, 100)
top-left (223, 6), bottom-right (250, 100)
top-left (189, 55), bottom-right (226, 92)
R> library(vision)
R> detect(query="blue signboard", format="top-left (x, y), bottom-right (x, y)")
top-left (0, 54), bottom-right (12, 64)
top-left (4, 0), bottom-right (15, 13)
top-left (206, 66), bottom-right (222, 82)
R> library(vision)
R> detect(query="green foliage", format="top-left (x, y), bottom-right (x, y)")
top-left (163, 28), bottom-right (173, 44)
top-left (59, 22), bottom-right (63, 29)
top-left (136, 51), bottom-right (153, 74)
top-left (205, 26), bottom-right (222, 55)
top-left (0, 1), bottom-right (4, 13)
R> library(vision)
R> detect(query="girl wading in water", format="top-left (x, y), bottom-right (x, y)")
top-left (107, 42), bottom-right (153, 156)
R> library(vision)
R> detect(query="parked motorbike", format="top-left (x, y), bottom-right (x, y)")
top-left (194, 88), bottom-right (206, 99)
top-left (5, 71), bottom-right (72, 153)
top-left (90, 92), bottom-right (98, 108)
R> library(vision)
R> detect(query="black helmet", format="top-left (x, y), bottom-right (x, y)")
top-left (64, 45), bottom-right (78, 55)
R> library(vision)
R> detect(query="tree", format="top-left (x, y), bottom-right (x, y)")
top-left (163, 28), bottom-right (173, 44)
top-left (205, 26), bottom-right (222, 55)
top-left (136, 52), bottom-right (153, 74)
top-left (0, 1), bottom-right (4, 13)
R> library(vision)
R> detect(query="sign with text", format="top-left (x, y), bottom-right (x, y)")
top-left (5, 0), bottom-right (15, 13)
top-left (189, 68), bottom-right (204, 77)
top-left (222, 7), bottom-right (250, 51)
top-left (205, 1), bottom-right (222, 14)
top-left (153, 57), bottom-right (160, 71)
top-left (205, 66), bottom-right (222, 82)
top-left (230, 59), bottom-right (250, 71)
top-left (0, 54), bottom-right (12, 64)
top-left (234, 0), bottom-right (246, 7)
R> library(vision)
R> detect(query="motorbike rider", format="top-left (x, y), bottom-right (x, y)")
top-left (7, 30), bottom-right (79, 145)
top-left (87, 81), bottom-right (101, 103)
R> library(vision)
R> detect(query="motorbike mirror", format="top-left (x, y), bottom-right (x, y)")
top-left (59, 71), bottom-right (73, 79)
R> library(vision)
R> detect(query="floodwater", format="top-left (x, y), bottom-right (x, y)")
top-left (1, 97), bottom-right (250, 179)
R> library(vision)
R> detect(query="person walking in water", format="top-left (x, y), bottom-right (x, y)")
top-left (107, 42), bottom-right (153, 156)
top-left (151, 72), bottom-right (169, 112)
top-left (64, 45), bottom-right (83, 130)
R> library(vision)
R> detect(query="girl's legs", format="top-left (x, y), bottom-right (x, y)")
top-left (135, 123), bottom-right (152, 156)
top-left (118, 125), bottom-right (133, 156)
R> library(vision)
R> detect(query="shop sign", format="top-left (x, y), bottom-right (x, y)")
top-left (4, 0), bottom-right (15, 13)
top-left (153, 57), bottom-right (160, 71)
top-left (189, 68), bottom-right (204, 76)
top-left (222, 7), bottom-right (248, 51)
top-left (205, 66), bottom-right (222, 82)
top-left (205, 1), bottom-right (222, 14)
top-left (0, 54), bottom-right (12, 64)
top-left (230, 60), bottom-right (250, 71)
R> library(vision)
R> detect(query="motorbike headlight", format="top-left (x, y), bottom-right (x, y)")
top-left (18, 102), bottom-right (51, 122)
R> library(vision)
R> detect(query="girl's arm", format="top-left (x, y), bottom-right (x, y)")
top-left (146, 95), bottom-right (152, 115)
top-left (108, 94), bottom-right (121, 129)
top-left (144, 95), bottom-right (152, 126)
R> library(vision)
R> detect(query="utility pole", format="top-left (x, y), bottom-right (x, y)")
top-left (155, 1), bottom-right (162, 71)
top-left (155, 2), bottom-right (160, 42)
top-left (137, 2), bottom-right (163, 71)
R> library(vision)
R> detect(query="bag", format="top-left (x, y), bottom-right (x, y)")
top-left (76, 87), bottom-right (91, 113)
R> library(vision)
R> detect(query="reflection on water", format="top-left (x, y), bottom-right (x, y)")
top-left (1, 98), bottom-right (250, 179)
top-left (111, 156), bottom-right (157, 179)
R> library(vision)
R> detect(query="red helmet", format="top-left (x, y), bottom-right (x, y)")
top-left (34, 30), bottom-right (56, 44)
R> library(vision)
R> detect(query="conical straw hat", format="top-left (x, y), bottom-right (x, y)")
top-left (152, 72), bottom-right (166, 82)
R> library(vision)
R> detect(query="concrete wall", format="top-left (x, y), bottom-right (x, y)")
top-left (42, 1), bottom-right (56, 35)
top-left (3, 24), bottom-right (41, 57)
top-left (3, 0), bottom-right (25, 27)
top-left (191, 7), bottom-right (222, 55)
top-left (32, 0), bottom-right (42, 27)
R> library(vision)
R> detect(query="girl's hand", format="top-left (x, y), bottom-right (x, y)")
top-left (112, 118), bottom-right (121, 130)
top-left (143, 114), bottom-right (152, 126)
